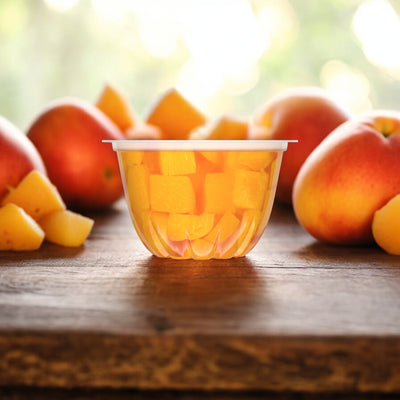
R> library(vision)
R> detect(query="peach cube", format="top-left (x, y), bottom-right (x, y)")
top-left (204, 116), bottom-right (248, 140)
top-left (233, 170), bottom-right (268, 210)
top-left (167, 213), bottom-right (214, 241)
top-left (146, 88), bottom-right (206, 140)
top-left (237, 151), bottom-right (277, 171)
top-left (204, 173), bottom-right (234, 213)
top-left (150, 175), bottom-right (195, 213)
top-left (95, 83), bottom-right (137, 132)
top-left (126, 164), bottom-right (150, 212)
top-left (121, 150), bottom-right (144, 167)
top-left (1, 170), bottom-right (65, 221)
top-left (159, 151), bottom-right (196, 175)
top-left (0, 203), bottom-right (44, 251)
top-left (39, 209), bottom-right (94, 247)
top-left (205, 211), bottom-right (240, 244)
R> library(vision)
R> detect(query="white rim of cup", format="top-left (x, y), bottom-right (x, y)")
top-left (103, 140), bottom-right (297, 151)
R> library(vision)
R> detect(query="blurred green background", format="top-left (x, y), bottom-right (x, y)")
top-left (1, 0), bottom-right (400, 131)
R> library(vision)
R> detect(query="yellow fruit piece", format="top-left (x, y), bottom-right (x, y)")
top-left (134, 211), bottom-right (169, 257)
top-left (167, 213), bottom-right (214, 241)
top-left (199, 151), bottom-right (220, 164)
top-left (0, 203), bottom-right (44, 251)
top-left (237, 151), bottom-right (277, 171)
top-left (220, 210), bottom-right (261, 258)
top-left (121, 151), bottom-right (144, 167)
top-left (190, 238), bottom-right (214, 260)
top-left (205, 212), bottom-right (240, 244)
top-left (150, 175), bottom-right (195, 213)
top-left (159, 151), bottom-right (196, 175)
top-left (39, 209), bottom-right (94, 247)
top-left (233, 169), bottom-right (268, 210)
top-left (204, 173), bottom-right (234, 213)
top-left (126, 164), bottom-right (150, 212)
top-left (205, 116), bottom-right (248, 140)
top-left (150, 212), bottom-right (191, 258)
top-left (146, 88), bottom-right (206, 140)
top-left (95, 83), bottom-right (137, 132)
top-left (143, 151), bottom-right (161, 174)
top-left (1, 170), bottom-right (65, 221)
top-left (372, 194), bottom-right (400, 255)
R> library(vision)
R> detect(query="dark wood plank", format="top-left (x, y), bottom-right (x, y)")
top-left (1, 387), bottom-right (399, 400)
top-left (0, 201), bottom-right (400, 391)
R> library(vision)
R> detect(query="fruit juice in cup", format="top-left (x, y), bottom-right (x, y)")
top-left (104, 140), bottom-right (295, 260)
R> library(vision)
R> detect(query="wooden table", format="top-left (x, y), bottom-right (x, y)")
top-left (1, 200), bottom-right (400, 398)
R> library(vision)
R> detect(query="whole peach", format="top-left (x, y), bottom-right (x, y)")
top-left (251, 87), bottom-right (350, 204)
top-left (27, 98), bottom-right (124, 210)
top-left (293, 111), bottom-right (400, 245)
top-left (0, 116), bottom-right (46, 200)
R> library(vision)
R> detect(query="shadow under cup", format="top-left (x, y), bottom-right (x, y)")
top-left (104, 140), bottom-right (295, 260)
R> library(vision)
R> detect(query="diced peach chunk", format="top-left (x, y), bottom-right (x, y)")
top-left (167, 213), bottom-right (214, 241)
top-left (204, 173), bottom-right (234, 213)
top-left (220, 210), bottom-right (261, 258)
top-left (150, 175), bottom-right (195, 213)
top-left (237, 151), bottom-right (277, 171)
top-left (204, 116), bottom-right (249, 140)
top-left (205, 212), bottom-right (240, 244)
top-left (190, 238), bottom-right (214, 260)
top-left (0, 203), bottom-right (44, 251)
top-left (135, 211), bottom-right (169, 257)
top-left (126, 164), bottom-right (150, 212)
top-left (95, 83), bottom-right (137, 132)
top-left (199, 151), bottom-right (220, 164)
top-left (1, 170), bottom-right (65, 221)
top-left (233, 170), bottom-right (268, 210)
top-left (39, 210), bottom-right (94, 247)
top-left (159, 151), bottom-right (196, 176)
top-left (146, 88), bottom-right (206, 140)
top-left (150, 212), bottom-right (191, 258)
top-left (121, 151), bottom-right (144, 175)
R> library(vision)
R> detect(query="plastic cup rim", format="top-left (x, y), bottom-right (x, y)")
top-left (103, 139), bottom-right (297, 151)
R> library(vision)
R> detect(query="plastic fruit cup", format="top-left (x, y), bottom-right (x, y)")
top-left (104, 140), bottom-right (295, 260)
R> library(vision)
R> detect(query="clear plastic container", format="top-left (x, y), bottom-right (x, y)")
top-left (104, 140), bottom-right (295, 260)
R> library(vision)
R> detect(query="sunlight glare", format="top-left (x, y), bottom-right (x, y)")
top-left (353, 0), bottom-right (400, 74)
top-left (44, 0), bottom-right (79, 12)
top-left (91, 0), bottom-right (130, 22)
top-left (320, 60), bottom-right (372, 113)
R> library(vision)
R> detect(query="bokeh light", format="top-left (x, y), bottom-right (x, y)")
top-left (320, 60), bottom-right (372, 113)
top-left (353, 0), bottom-right (400, 76)
top-left (44, 0), bottom-right (80, 12)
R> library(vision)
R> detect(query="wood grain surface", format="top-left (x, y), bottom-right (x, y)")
top-left (0, 200), bottom-right (400, 393)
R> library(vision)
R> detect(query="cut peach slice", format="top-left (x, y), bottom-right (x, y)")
top-left (1, 170), bottom-right (65, 221)
top-left (159, 151), bottom-right (196, 176)
top-left (95, 83), bottom-right (137, 132)
top-left (167, 213), bottom-right (214, 241)
top-left (150, 175), bottom-right (195, 213)
top-left (237, 151), bottom-right (277, 171)
top-left (126, 164), bottom-right (150, 212)
top-left (233, 169), bottom-right (268, 210)
top-left (0, 203), bottom-right (44, 251)
top-left (39, 209), bottom-right (94, 247)
top-left (203, 116), bottom-right (249, 140)
top-left (146, 88), bottom-right (206, 140)
top-left (204, 172), bottom-right (234, 213)
top-left (150, 212), bottom-right (191, 258)
top-left (219, 210), bottom-right (261, 258)
top-left (205, 212), bottom-right (240, 244)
